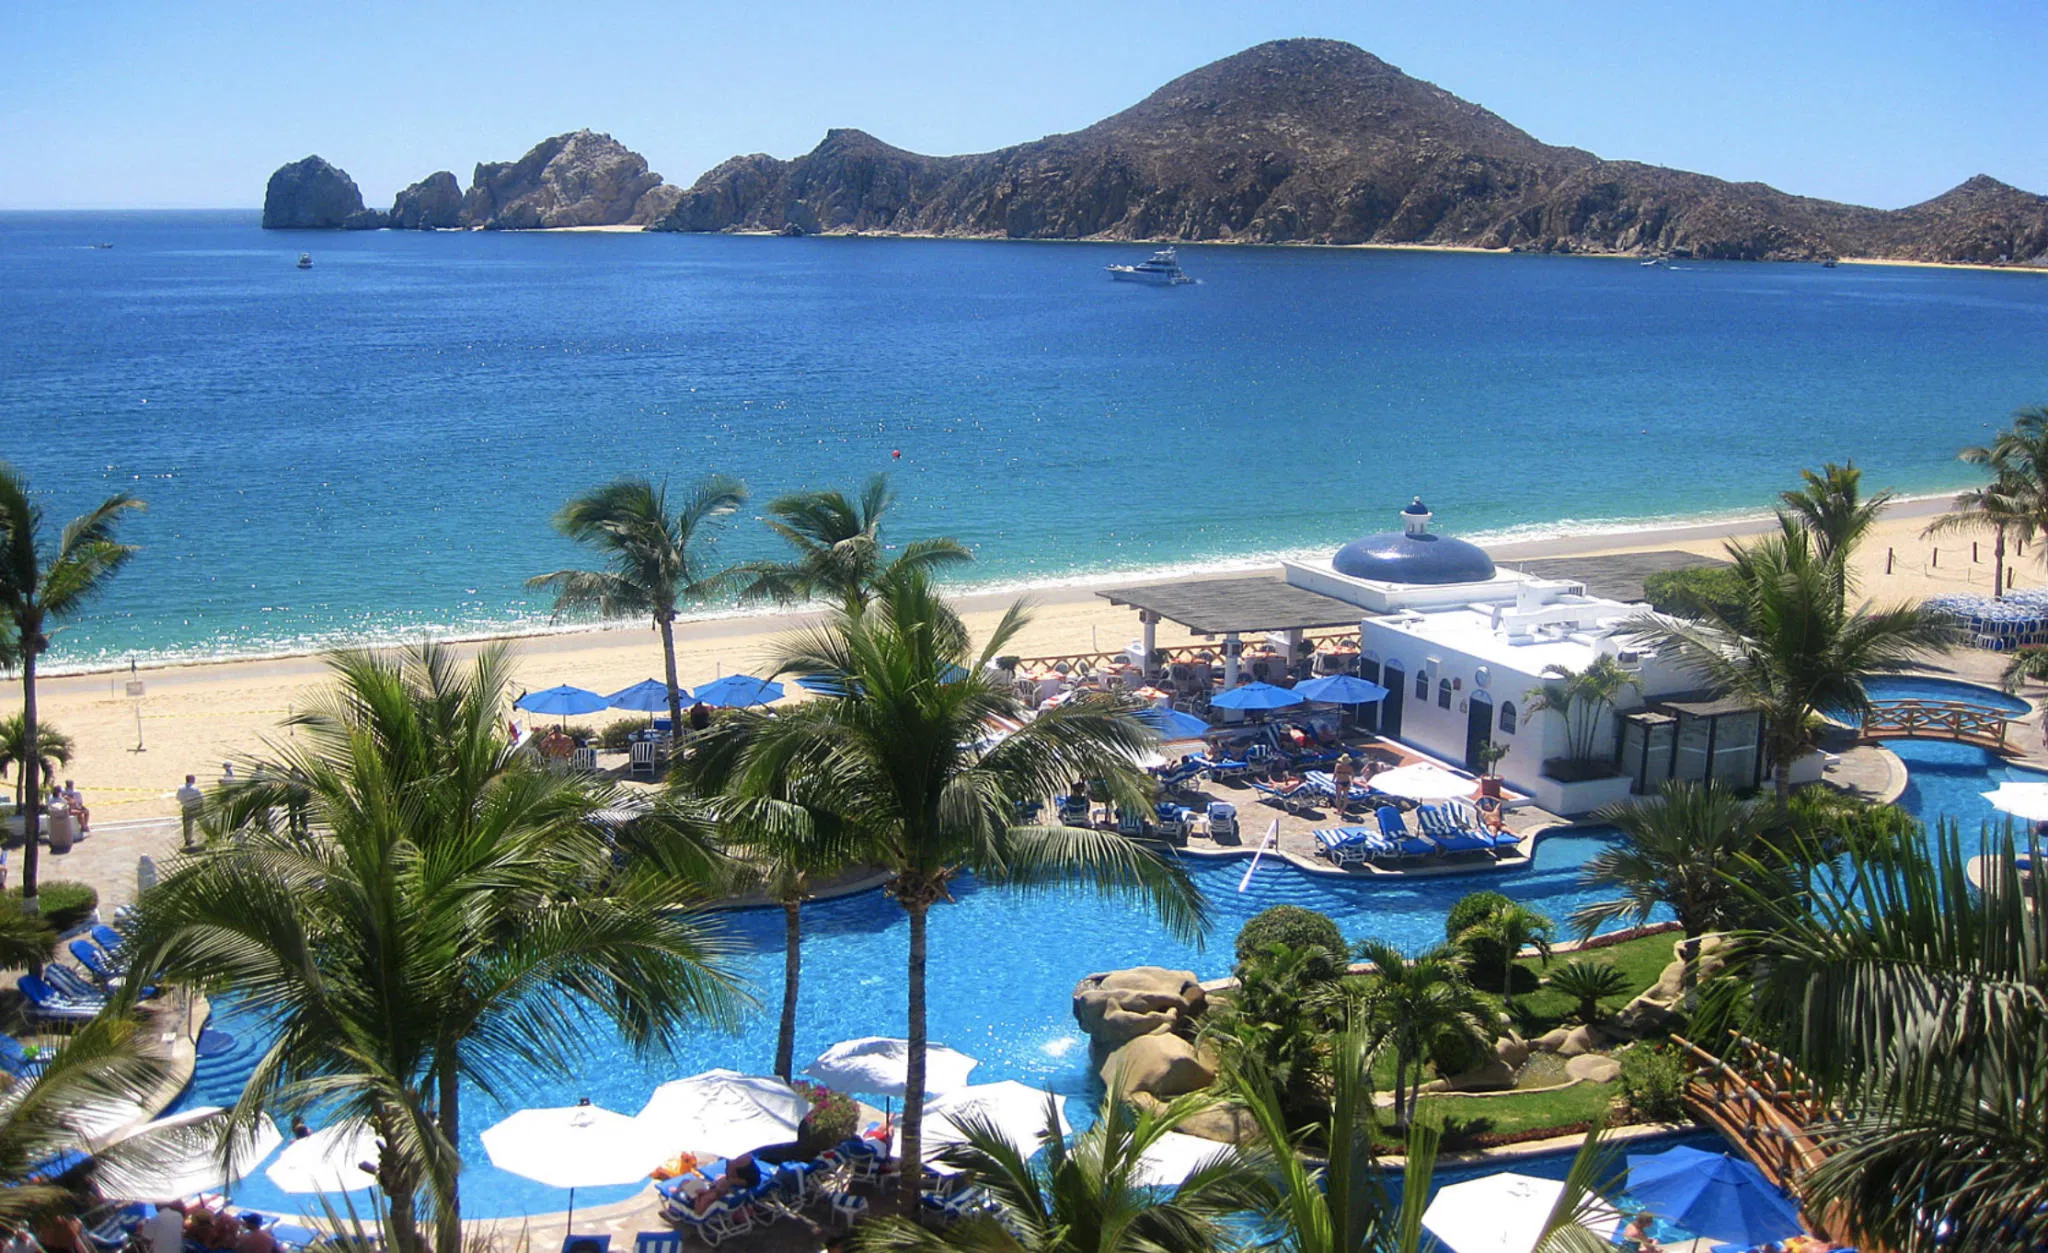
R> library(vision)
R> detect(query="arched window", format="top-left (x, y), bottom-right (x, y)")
top-left (1437, 679), bottom-right (1453, 709)
top-left (1499, 701), bottom-right (1518, 735)
top-left (1415, 670), bottom-right (1430, 702)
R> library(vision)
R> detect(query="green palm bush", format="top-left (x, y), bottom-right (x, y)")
top-left (737, 474), bottom-right (971, 613)
top-left (1543, 958), bottom-right (1630, 1025)
top-left (1355, 941), bottom-right (1491, 1127)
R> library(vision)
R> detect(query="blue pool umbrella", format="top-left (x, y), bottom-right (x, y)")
top-left (693, 674), bottom-right (786, 708)
top-left (604, 679), bottom-right (674, 712)
top-left (1624, 1146), bottom-right (1805, 1247)
top-left (1210, 682), bottom-right (1307, 711)
top-left (1134, 707), bottom-right (1211, 740)
top-left (1295, 674), bottom-right (1391, 705)
top-left (514, 684), bottom-right (610, 717)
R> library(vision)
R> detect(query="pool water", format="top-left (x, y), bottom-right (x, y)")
top-left (1860, 675), bottom-right (2029, 716)
top-left (191, 830), bottom-right (1658, 1219)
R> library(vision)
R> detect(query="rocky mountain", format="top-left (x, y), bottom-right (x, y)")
top-left (458, 130), bottom-right (674, 229)
top-left (389, 171), bottom-right (463, 229)
top-left (648, 38), bottom-right (2048, 266)
top-left (261, 156), bottom-right (367, 229)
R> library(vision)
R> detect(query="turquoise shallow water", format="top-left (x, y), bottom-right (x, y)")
top-left (3, 211), bottom-right (2047, 668)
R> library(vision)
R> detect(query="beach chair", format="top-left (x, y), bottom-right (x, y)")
top-left (1057, 793), bottom-right (1094, 827)
top-left (1153, 758), bottom-right (1205, 796)
top-left (632, 1233), bottom-right (681, 1253)
top-left (1191, 752), bottom-right (1249, 782)
top-left (1250, 779), bottom-right (1312, 815)
top-left (560, 1236), bottom-right (611, 1253)
top-left (18, 974), bottom-right (102, 1020)
top-left (628, 739), bottom-right (661, 781)
top-left (43, 964), bottom-right (106, 1004)
top-left (67, 940), bottom-right (152, 996)
top-left (1311, 828), bottom-right (1371, 868)
top-left (1206, 802), bottom-right (1239, 843)
top-left (1152, 803), bottom-right (1194, 846)
top-left (83, 1204), bottom-right (146, 1252)
top-left (90, 924), bottom-right (128, 958)
top-left (570, 746), bottom-right (599, 774)
top-left (1114, 807), bottom-right (1148, 837)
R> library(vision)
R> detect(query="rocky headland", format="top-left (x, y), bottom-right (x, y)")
top-left (259, 39), bottom-right (2048, 266)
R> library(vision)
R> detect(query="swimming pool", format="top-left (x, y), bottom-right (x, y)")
top-left (1860, 674), bottom-right (2029, 716)
top-left (190, 829), bottom-right (1661, 1219)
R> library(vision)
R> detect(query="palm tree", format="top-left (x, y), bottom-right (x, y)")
top-left (122, 642), bottom-right (742, 1253)
top-left (1354, 941), bottom-right (1491, 1129)
top-left (1724, 824), bottom-right (2048, 1252)
top-left (1543, 959), bottom-right (1630, 1026)
top-left (1777, 461), bottom-right (1893, 608)
top-left (0, 1014), bottom-right (174, 1230)
top-left (738, 475), bottom-right (971, 613)
top-left (1521, 657), bottom-right (1637, 767)
top-left (722, 573), bottom-right (1206, 1207)
top-left (0, 465), bottom-right (143, 913)
top-left (1575, 781), bottom-right (1771, 940)
top-left (0, 908), bottom-right (56, 969)
top-left (1454, 901), bottom-right (1552, 1007)
top-left (852, 1086), bottom-right (1269, 1253)
top-left (0, 714), bottom-right (74, 811)
top-left (528, 475), bottom-right (746, 732)
top-left (1629, 530), bottom-right (1954, 800)
top-left (2002, 645), bottom-right (2048, 693)
top-left (1922, 469), bottom-right (2034, 600)
top-left (1232, 1019), bottom-right (1620, 1253)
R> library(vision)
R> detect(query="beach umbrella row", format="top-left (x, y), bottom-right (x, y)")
top-left (513, 675), bottom-right (788, 720)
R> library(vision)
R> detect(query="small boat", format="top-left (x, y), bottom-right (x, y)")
top-left (297, 253), bottom-right (313, 270)
top-left (1821, 256), bottom-right (1838, 268)
top-left (90, 242), bottom-right (113, 250)
top-left (1107, 247), bottom-right (1193, 286)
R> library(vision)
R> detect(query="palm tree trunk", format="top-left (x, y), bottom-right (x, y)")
top-left (20, 649), bottom-right (40, 914)
top-left (434, 1066), bottom-right (462, 1253)
top-left (1392, 1054), bottom-right (1407, 1129)
top-left (775, 899), bottom-right (801, 1081)
top-left (899, 899), bottom-right (930, 1217)
top-left (1995, 526), bottom-right (2008, 600)
top-left (657, 612), bottom-right (685, 735)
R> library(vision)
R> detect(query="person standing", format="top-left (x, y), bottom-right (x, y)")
top-left (175, 774), bottom-right (204, 850)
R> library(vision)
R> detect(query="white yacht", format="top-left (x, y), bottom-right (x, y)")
top-left (1107, 247), bottom-right (1193, 286)
top-left (297, 253), bottom-right (313, 270)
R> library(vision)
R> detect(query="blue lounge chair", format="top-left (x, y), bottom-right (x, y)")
top-left (1057, 794), bottom-right (1093, 827)
top-left (1190, 752), bottom-right (1249, 782)
top-left (1251, 779), bottom-right (1317, 815)
top-left (1114, 807), bottom-right (1148, 837)
top-left (1311, 827), bottom-right (1377, 867)
top-left (85, 1204), bottom-right (147, 1252)
top-left (561, 1235), bottom-right (610, 1253)
top-left (0, 1034), bottom-right (46, 1078)
top-left (1375, 806), bottom-right (1412, 841)
top-left (1206, 802), bottom-right (1239, 842)
top-left (1153, 802), bottom-right (1195, 845)
top-left (44, 964), bottom-right (105, 1003)
top-left (632, 1233), bottom-right (681, 1253)
top-left (1153, 759), bottom-right (1204, 795)
top-left (70, 939), bottom-right (120, 983)
top-left (18, 974), bottom-right (102, 1020)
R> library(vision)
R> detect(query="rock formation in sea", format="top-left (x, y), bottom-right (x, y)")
top-left (648, 38), bottom-right (2048, 267)
top-left (458, 130), bottom-right (675, 229)
top-left (389, 171), bottom-right (464, 230)
top-left (261, 156), bottom-right (367, 230)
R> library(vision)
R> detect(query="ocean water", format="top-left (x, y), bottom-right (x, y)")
top-left (4, 211), bottom-right (2048, 669)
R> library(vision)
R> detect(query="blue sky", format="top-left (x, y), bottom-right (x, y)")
top-left (2, 0), bottom-right (2041, 211)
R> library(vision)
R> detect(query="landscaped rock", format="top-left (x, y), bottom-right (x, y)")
top-left (1130, 1091), bottom-right (1256, 1144)
top-left (1532, 1027), bottom-right (1572, 1052)
top-left (1495, 1035), bottom-right (1531, 1067)
top-left (1101, 1032), bottom-right (1216, 1098)
top-left (1565, 1054), bottom-right (1622, 1083)
top-left (1558, 1025), bottom-right (1611, 1057)
top-left (1441, 1058), bottom-right (1517, 1091)
top-left (1072, 967), bottom-right (1207, 1049)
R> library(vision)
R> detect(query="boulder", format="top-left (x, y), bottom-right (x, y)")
top-left (1558, 1025), bottom-right (1611, 1057)
top-left (1129, 1091), bottom-right (1256, 1144)
top-left (1072, 967), bottom-right (1206, 1049)
top-left (341, 209), bottom-right (389, 231)
top-left (629, 183), bottom-right (684, 226)
top-left (1101, 1032), bottom-right (1215, 1099)
top-left (460, 130), bottom-right (666, 229)
top-left (390, 171), bottom-right (464, 229)
top-left (1494, 1035), bottom-right (1531, 1068)
top-left (1565, 1054), bottom-right (1621, 1083)
top-left (1532, 1027), bottom-right (1572, 1053)
top-left (1608, 996), bottom-right (1684, 1040)
top-left (262, 156), bottom-right (365, 229)
top-left (1440, 1058), bottom-right (1517, 1092)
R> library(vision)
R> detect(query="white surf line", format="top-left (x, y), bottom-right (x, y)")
top-left (1238, 818), bottom-right (1281, 892)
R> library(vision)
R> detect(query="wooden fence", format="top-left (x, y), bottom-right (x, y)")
top-left (1860, 699), bottom-right (2012, 751)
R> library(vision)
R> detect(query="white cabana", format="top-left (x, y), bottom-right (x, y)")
top-left (1421, 1171), bottom-right (1622, 1253)
top-left (1369, 762), bottom-right (1478, 802)
top-left (1982, 781), bottom-right (2048, 823)
top-left (480, 1102), bottom-right (669, 1228)
top-left (804, 1037), bottom-right (978, 1100)
top-left (896, 1081), bottom-right (1069, 1157)
top-left (264, 1121), bottom-right (380, 1195)
top-left (1134, 1130), bottom-right (1236, 1187)
top-left (635, 1070), bottom-right (809, 1161)
top-left (94, 1107), bottom-right (283, 1203)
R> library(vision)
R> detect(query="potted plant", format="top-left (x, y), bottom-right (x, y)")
top-left (1474, 739), bottom-right (1511, 796)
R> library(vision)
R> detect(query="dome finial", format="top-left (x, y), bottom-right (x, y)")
top-left (1402, 497), bottom-right (1431, 536)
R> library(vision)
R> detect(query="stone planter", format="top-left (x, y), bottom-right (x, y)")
top-left (1526, 771), bottom-right (1635, 816)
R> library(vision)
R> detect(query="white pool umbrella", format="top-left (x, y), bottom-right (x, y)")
top-left (94, 1106), bottom-right (283, 1203)
top-left (897, 1081), bottom-right (1069, 1156)
top-left (1370, 763), bottom-right (1478, 802)
top-left (1421, 1171), bottom-right (1622, 1253)
top-left (1134, 1130), bottom-right (1235, 1187)
top-left (1982, 781), bottom-right (2048, 823)
top-left (634, 1070), bottom-right (809, 1160)
top-left (264, 1121), bottom-right (380, 1195)
top-left (481, 1102), bottom-right (668, 1228)
top-left (804, 1037), bottom-right (979, 1100)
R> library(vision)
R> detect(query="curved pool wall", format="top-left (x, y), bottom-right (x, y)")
top-left (1860, 675), bottom-right (2030, 716)
top-left (191, 829), bottom-right (1663, 1220)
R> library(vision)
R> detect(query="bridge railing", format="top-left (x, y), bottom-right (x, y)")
top-left (1860, 699), bottom-right (2010, 749)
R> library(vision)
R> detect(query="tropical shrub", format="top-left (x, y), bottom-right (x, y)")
top-left (1446, 893), bottom-right (1553, 992)
top-left (8, 881), bottom-right (96, 931)
top-left (1642, 565), bottom-right (1749, 630)
top-left (1204, 943), bottom-right (1341, 1130)
top-left (793, 1081), bottom-right (859, 1151)
top-left (1544, 958), bottom-right (1631, 1025)
top-left (598, 721), bottom-right (639, 752)
top-left (1426, 1025), bottom-right (1492, 1079)
top-left (1235, 904), bottom-right (1347, 979)
top-left (1444, 891), bottom-right (1513, 944)
top-left (1617, 1042), bottom-right (1687, 1121)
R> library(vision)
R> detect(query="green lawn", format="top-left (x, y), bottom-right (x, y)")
top-left (1411, 1080), bottom-right (1618, 1148)
top-left (1500, 930), bottom-right (1679, 1034)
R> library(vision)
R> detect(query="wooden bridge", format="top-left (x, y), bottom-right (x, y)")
top-left (1859, 699), bottom-right (2012, 751)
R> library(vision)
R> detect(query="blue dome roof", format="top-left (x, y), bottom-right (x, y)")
top-left (1332, 531), bottom-right (1497, 585)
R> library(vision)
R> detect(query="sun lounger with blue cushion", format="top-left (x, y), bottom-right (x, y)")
top-left (18, 974), bottom-right (103, 1020)
top-left (1312, 827), bottom-right (1380, 867)
top-left (42, 964), bottom-right (108, 1003)
top-left (1189, 752), bottom-right (1250, 782)
top-left (1251, 779), bottom-right (1317, 814)
top-left (1153, 759), bottom-right (1205, 795)
top-left (69, 939), bottom-right (157, 996)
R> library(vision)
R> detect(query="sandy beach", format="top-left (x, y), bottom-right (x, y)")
top-left (3, 495), bottom-right (2029, 825)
